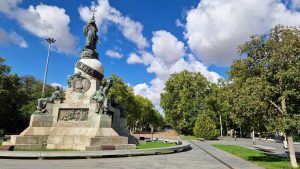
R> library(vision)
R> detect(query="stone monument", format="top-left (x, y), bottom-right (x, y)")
top-left (3, 10), bottom-right (136, 151)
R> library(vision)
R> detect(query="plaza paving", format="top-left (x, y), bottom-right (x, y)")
top-left (0, 140), bottom-right (263, 169)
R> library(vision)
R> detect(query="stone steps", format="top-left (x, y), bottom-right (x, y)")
top-left (90, 136), bottom-right (128, 146)
top-left (3, 135), bottom-right (48, 145)
top-left (85, 144), bottom-right (136, 151)
top-left (14, 144), bottom-right (45, 150)
top-left (46, 135), bottom-right (128, 148)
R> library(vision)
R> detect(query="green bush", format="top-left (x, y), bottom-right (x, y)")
top-left (193, 113), bottom-right (219, 140)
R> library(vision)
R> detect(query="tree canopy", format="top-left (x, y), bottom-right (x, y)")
top-left (0, 57), bottom-right (55, 134)
top-left (160, 70), bottom-right (210, 135)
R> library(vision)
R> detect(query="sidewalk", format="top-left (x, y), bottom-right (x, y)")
top-left (190, 140), bottom-right (264, 169)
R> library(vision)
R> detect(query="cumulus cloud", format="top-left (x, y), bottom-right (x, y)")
top-left (0, 0), bottom-right (21, 15)
top-left (79, 0), bottom-right (148, 49)
top-left (0, 28), bottom-right (28, 48)
top-left (127, 53), bottom-right (144, 64)
top-left (185, 0), bottom-right (300, 66)
top-left (127, 51), bottom-right (153, 65)
top-left (133, 55), bottom-right (221, 107)
top-left (130, 30), bottom-right (221, 110)
top-left (152, 30), bottom-right (185, 64)
top-left (105, 49), bottom-right (123, 59)
top-left (0, 0), bottom-right (77, 54)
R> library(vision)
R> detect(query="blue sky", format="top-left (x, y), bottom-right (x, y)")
top-left (1, 0), bottom-right (300, 111)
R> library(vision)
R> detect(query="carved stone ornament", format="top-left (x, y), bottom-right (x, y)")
top-left (75, 61), bottom-right (103, 80)
top-left (72, 73), bottom-right (91, 93)
top-left (58, 108), bottom-right (89, 121)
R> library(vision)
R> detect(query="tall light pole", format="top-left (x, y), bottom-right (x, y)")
top-left (42, 38), bottom-right (56, 96)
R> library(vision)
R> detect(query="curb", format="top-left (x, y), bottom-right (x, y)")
top-left (0, 141), bottom-right (190, 159)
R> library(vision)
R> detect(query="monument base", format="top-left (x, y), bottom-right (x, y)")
top-left (3, 103), bottom-right (136, 151)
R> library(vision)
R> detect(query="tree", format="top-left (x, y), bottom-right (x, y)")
top-left (134, 95), bottom-right (164, 130)
top-left (0, 57), bottom-right (55, 134)
top-left (193, 113), bottom-right (219, 140)
top-left (204, 81), bottom-right (231, 138)
top-left (107, 74), bottom-right (139, 130)
top-left (229, 25), bottom-right (299, 168)
top-left (107, 74), bottom-right (164, 131)
top-left (160, 70), bottom-right (210, 135)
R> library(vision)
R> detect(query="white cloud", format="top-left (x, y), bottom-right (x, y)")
top-left (0, 1), bottom-right (77, 55)
top-left (50, 82), bottom-right (67, 90)
top-left (79, 0), bottom-right (148, 49)
top-left (0, 28), bottom-right (28, 48)
top-left (127, 51), bottom-right (153, 65)
top-left (133, 55), bottom-right (221, 108)
top-left (131, 30), bottom-right (221, 113)
top-left (185, 0), bottom-right (300, 66)
top-left (105, 49), bottom-right (123, 59)
top-left (127, 53), bottom-right (144, 64)
top-left (292, 0), bottom-right (300, 9)
top-left (0, 0), bottom-right (20, 15)
top-left (152, 30), bottom-right (185, 65)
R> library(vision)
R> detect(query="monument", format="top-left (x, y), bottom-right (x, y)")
top-left (3, 10), bottom-right (136, 151)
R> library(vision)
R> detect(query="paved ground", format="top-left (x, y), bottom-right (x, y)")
top-left (0, 141), bottom-right (262, 169)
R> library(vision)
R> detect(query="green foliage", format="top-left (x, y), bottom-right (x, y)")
top-left (137, 141), bottom-right (175, 149)
top-left (180, 135), bottom-right (198, 141)
top-left (228, 25), bottom-right (300, 133)
top-left (161, 70), bottom-right (210, 135)
top-left (204, 81), bottom-right (233, 132)
top-left (134, 95), bottom-right (164, 129)
top-left (0, 57), bottom-right (55, 134)
top-left (107, 74), bottom-right (139, 129)
top-left (15, 148), bottom-right (77, 151)
top-left (107, 74), bottom-right (165, 130)
top-left (213, 144), bottom-right (298, 169)
top-left (193, 113), bottom-right (219, 140)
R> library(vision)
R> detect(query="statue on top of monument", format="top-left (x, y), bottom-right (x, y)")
top-left (80, 8), bottom-right (99, 59)
top-left (83, 16), bottom-right (98, 51)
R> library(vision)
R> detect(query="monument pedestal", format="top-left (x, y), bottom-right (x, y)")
top-left (4, 59), bottom-right (136, 151)
top-left (4, 103), bottom-right (136, 150)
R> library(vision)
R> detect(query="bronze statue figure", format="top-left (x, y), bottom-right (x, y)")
top-left (92, 78), bottom-right (113, 114)
top-left (83, 16), bottom-right (98, 51)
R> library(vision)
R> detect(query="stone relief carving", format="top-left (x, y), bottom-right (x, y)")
top-left (58, 108), bottom-right (89, 121)
top-left (68, 72), bottom-right (91, 93)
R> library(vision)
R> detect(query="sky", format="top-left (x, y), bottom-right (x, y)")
top-left (1, 0), bottom-right (300, 113)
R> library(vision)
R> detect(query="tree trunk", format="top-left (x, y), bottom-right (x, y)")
top-left (252, 130), bottom-right (256, 145)
top-left (288, 136), bottom-right (298, 168)
top-left (239, 125), bottom-right (242, 138)
top-left (281, 96), bottom-right (298, 168)
top-left (219, 114), bottom-right (223, 139)
top-left (225, 120), bottom-right (228, 136)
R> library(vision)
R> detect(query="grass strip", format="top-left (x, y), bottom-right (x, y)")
top-left (212, 144), bottom-right (298, 169)
top-left (137, 141), bottom-right (175, 149)
top-left (15, 148), bottom-right (77, 151)
top-left (180, 135), bottom-right (198, 141)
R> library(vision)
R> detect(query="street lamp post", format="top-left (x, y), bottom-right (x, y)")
top-left (42, 38), bottom-right (56, 96)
